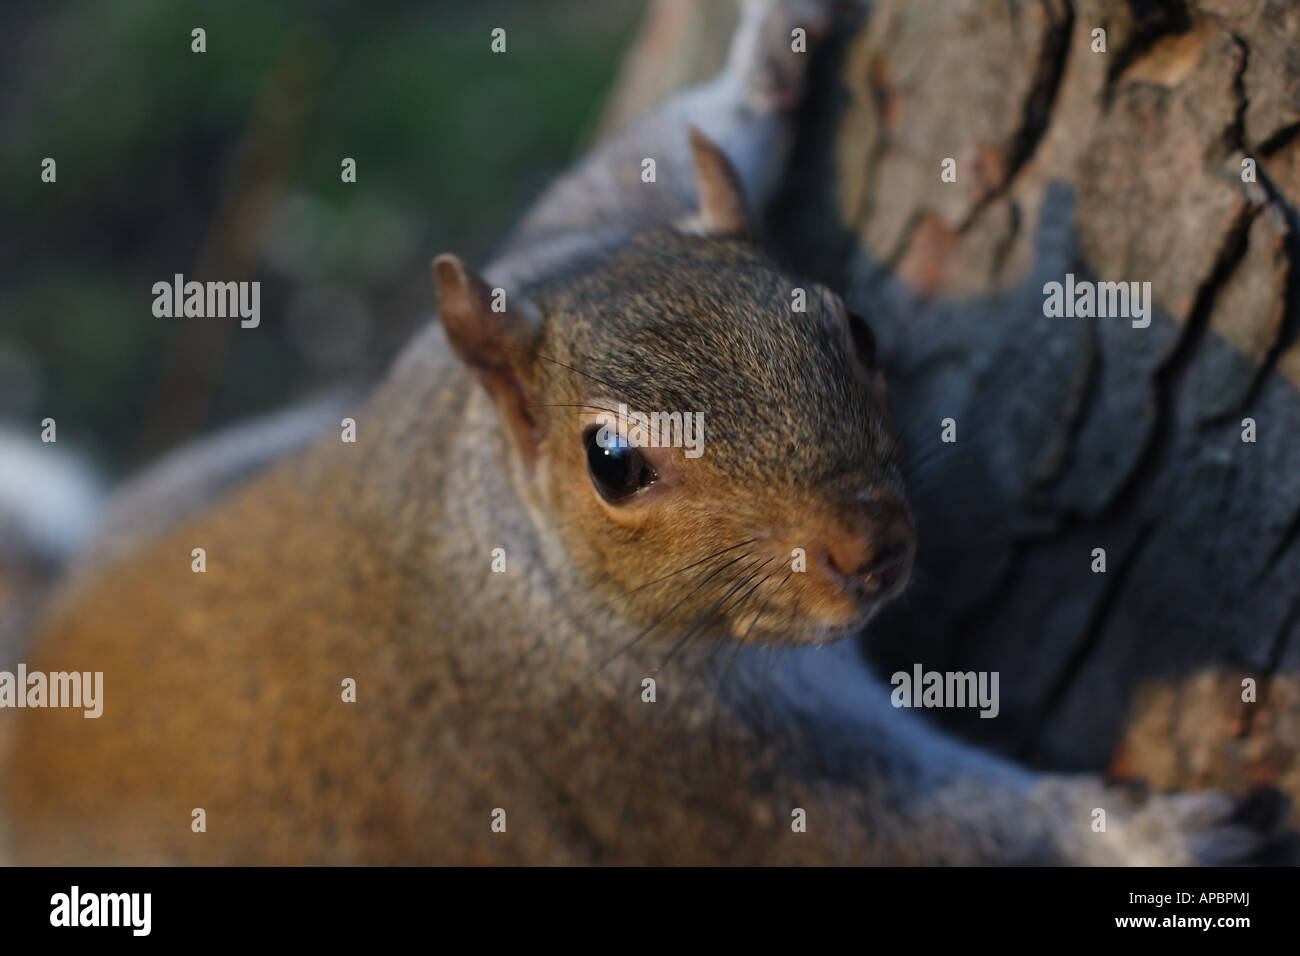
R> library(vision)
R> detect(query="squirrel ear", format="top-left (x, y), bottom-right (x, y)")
top-left (818, 283), bottom-right (889, 404)
top-left (686, 127), bottom-right (755, 236)
top-left (432, 254), bottom-right (542, 462)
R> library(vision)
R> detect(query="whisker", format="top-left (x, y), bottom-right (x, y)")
top-left (737, 568), bottom-right (790, 643)
top-left (512, 539), bottom-right (760, 678)
top-left (653, 555), bottom-right (775, 676)
top-left (584, 549), bottom-right (754, 681)
top-left (686, 561), bottom-right (786, 699)
top-left (584, 538), bottom-right (758, 618)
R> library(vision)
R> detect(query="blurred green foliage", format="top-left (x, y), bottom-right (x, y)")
top-left (0, 0), bottom-right (641, 472)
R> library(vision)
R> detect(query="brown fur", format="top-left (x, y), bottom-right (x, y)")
top-left (1, 0), bottom-right (1283, 866)
top-left (2, 220), bottom-right (915, 862)
top-left (2, 225), bottom-right (1273, 866)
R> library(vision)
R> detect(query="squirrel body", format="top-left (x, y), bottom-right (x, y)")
top-left (1, 0), bottom-right (1284, 866)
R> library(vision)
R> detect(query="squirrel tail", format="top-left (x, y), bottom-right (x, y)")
top-left (0, 429), bottom-right (100, 866)
top-left (0, 426), bottom-right (102, 665)
top-left (0, 391), bottom-right (356, 666)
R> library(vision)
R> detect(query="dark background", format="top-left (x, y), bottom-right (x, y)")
top-left (0, 0), bottom-right (642, 476)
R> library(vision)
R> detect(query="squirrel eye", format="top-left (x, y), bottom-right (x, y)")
top-left (846, 310), bottom-right (877, 369)
top-left (584, 427), bottom-right (658, 502)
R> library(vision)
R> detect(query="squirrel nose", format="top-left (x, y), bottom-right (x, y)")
top-left (823, 506), bottom-right (914, 595)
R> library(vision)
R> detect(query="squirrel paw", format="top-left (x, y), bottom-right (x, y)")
top-left (1177, 787), bottom-right (1299, 866)
top-left (1058, 781), bottom-right (1298, 865)
top-left (1123, 786), bottom-right (1297, 866)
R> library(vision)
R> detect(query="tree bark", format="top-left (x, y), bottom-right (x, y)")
top-left (609, 0), bottom-right (1300, 816)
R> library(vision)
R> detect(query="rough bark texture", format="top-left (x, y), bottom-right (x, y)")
top-left (608, 0), bottom-right (1300, 817)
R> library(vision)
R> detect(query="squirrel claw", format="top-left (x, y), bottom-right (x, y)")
top-left (1122, 786), bottom-right (1296, 866)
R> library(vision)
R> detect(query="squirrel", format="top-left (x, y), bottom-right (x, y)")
top-left (1, 0), bottom-right (1290, 865)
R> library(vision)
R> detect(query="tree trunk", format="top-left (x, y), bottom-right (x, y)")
top-left (610, 0), bottom-right (1300, 815)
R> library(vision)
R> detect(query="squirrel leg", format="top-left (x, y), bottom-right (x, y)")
top-left (744, 639), bottom-right (1295, 864)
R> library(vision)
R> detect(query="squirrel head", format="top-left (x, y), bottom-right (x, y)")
top-left (433, 131), bottom-right (914, 646)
